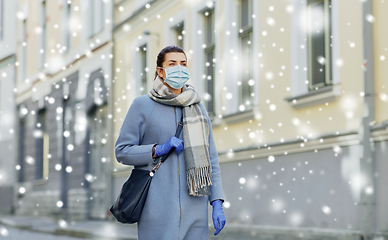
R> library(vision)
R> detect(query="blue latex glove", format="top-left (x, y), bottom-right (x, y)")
top-left (211, 200), bottom-right (226, 235)
top-left (154, 136), bottom-right (184, 157)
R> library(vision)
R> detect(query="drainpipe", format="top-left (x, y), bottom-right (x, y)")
top-left (61, 97), bottom-right (68, 218)
top-left (60, 83), bottom-right (70, 219)
top-left (359, 0), bottom-right (376, 239)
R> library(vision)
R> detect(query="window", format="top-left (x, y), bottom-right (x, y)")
top-left (64, 0), bottom-right (71, 51)
top-left (307, 0), bottom-right (332, 90)
top-left (89, 105), bottom-right (108, 219)
top-left (89, 0), bottom-right (104, 37)
top-left (0, 0), bottom-right (3, 40)
top-left (0, 80), bottom-right (1, 141)
top-left (21, 19), bottom-right (27, 82)
top-left (139, 45), bottom-right (147, 95)
top-left (284, 0), bottom-right (339, 109)
top-left (172, 22), bottom-right (184, 49)
top-left (39, 1), bottom-right (46, 68)
top-left (94, 78), bottom-right (103, 105)
top-left (18, 117), bottom-right (25, 182)
top-left (239, 0), bottom-right (253, 110)
top-left (35, 109), bottom-right (49, 180)
top-left (203, 9), bottom-right (215, 116)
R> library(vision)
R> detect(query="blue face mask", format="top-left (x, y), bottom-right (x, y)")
top-left (161, 65), bottom-right (190, 89)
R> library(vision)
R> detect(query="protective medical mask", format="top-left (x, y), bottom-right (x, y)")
top-left (161, 65), bottom-right (190, 89)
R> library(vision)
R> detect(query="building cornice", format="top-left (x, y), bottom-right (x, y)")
top-left (218, 123), bottom-right (388, 163)
top-left (0, 54), bottom-right (16, 67)
top-left (113, 0), bottom-right (158, 32)
top-left (15, 41), bottom-right (111, 104)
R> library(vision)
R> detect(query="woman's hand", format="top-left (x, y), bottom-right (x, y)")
top-left (154, 136), bottom-right (184, 157)
top-left (211, 200), bottom-right (226, 235)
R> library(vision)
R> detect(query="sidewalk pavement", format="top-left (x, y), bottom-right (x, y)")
top-left (0, 214), bottom-right (370, 240)
top-left (0, 215), bottom-right (138, 240)
top-left (0, 215), bottom-right (260, 240)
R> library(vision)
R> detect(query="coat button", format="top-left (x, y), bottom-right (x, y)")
top-left (149, 172), bottom-right (154, 177)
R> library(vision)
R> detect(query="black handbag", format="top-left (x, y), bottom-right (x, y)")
top-left (110, 115), bottom-right (184, 224)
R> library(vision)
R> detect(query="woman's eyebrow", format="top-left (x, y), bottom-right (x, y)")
top-left (167, 59), bottom-right (186, 62)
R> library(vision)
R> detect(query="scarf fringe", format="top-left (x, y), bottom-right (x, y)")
top-left (150, 77), bottom-right (212, 197)
top-left (187, 166), bottom-right (213, 197)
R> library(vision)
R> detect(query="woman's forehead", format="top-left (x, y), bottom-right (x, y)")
top-left (164, 52), bottom-right (186, 61)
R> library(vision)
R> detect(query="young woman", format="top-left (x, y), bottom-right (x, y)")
top-left (115, 45), bottom-right (226, 239)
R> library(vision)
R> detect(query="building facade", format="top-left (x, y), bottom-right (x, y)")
top-left (112, 0), bottom-right (388, 238)
top-left (2, 0), bottom-right (387, 238)
top-left (0, 0), bottom-right (17, 214)
top-left (12, 0), bottom-right (113, 221)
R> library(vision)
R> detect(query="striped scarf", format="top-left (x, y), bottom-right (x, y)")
top-left (149, 76), bottom-right (212, 196)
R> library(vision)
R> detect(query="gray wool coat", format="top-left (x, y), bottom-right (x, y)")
top-left (115, 94), bottom-right (225, 240)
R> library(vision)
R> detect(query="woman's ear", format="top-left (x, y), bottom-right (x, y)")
top-left (157, 67), bottom-right (165, 80)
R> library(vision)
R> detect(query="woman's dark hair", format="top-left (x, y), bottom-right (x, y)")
top-left (154, 45), bottom-right (187, 80)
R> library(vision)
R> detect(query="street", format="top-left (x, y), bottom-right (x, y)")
top-left (0, 224), bottom-right (90, 240)
top-left (0, 223), bottom-right (271, 240)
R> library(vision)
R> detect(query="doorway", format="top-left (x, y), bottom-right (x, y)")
top-left (88, 105), bottom-right (108, 219)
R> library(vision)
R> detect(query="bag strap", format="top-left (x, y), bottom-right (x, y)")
top-left (150, 114), bottom-right (184, 175)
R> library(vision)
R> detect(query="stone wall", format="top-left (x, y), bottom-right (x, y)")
top-left (14, 184), bottom-right (88, 222)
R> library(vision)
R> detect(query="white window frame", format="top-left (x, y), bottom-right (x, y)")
top-left (164, 9), bottom-right (189, 50)
top-left (0, 78), bottom-right (1, 141)
top-left (307, 0), bottom-right (332, 90)
top-left (75, 46), bottom-right (112, 102)
top-left (88, 0), bottom-right (104, 38)
top-left (58, 0), bottom-right (111, 73)
top-left (61, 0), bottom-right (71, 53)
top-left (251, 0), bottom-right (260, 113)
top-left (288, 0), bottom-right (340, 108)
top-left (223, 0), bottom-right (259, 119)
top-left (171, 22), bottom-right (185, 49)
top-left (130, 38), bottom-right (150, 98)
top-left (39, 0), bottom-right (46, 69)
top-left (0, 0), bottom-right (3, 41)
top-left (192, 1), bottom-right (220, 119)
top-left (21, 19), bottom-right (27, 83)
top-left (138, 44), bottom-right (148, 96)
top-left (15, 2), bottom-right (30, 93)
top-left (94, 78), bottom-right (103, 106)
top-left (202, 8), bottom-right (216, 116)
top-left (237, 0), bottom-right (254, 111)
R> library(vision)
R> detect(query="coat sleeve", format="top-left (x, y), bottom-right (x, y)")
top-left (115, 97), bottom-right (156, 166)
top-left (199, 104), bottom-right (225, 204)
